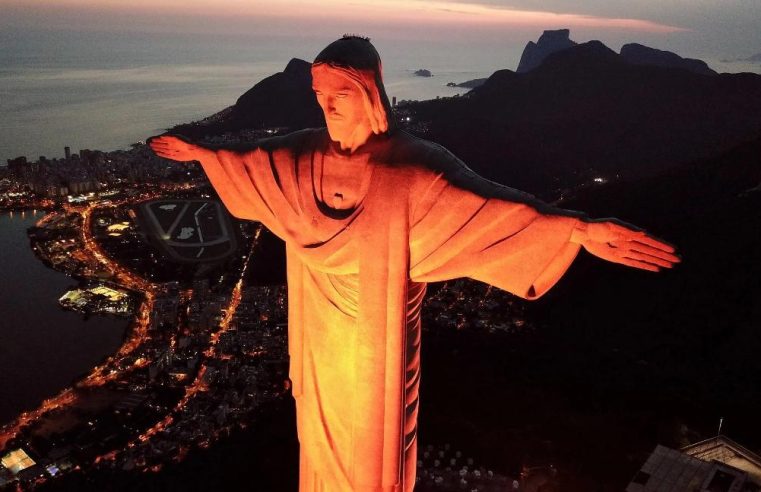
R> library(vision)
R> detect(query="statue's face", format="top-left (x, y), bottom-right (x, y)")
top-left (311, 65), bottom-right (373, 145)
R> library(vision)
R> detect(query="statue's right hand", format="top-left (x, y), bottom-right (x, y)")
top-left (148, 135), bottom-right (201, 162)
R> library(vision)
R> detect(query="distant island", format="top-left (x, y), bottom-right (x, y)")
top-left (414, 68), bottom-right (432, 77)
top-left (747, 53), bottom-right (761, 62)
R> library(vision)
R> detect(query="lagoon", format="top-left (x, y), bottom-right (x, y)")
top-left (0, 210), bottom-right (127, 426)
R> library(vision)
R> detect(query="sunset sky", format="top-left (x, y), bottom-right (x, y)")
top-left (2, 1), bottom-right (760, 58)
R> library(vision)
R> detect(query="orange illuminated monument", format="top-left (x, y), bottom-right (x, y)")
top-left (150, 35), bottom-right (679, 492)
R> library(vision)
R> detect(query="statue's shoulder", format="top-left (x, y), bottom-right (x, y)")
top-left (383, 130), bottom-right (470, 176)
top-left (385, 131), bottom-right (543, 205)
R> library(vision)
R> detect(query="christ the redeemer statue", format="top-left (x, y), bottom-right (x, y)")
top-left (150, 35), bottom-right (678, 492)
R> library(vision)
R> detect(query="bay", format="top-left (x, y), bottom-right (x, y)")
top-left (0, 28), bottom-right (500, 164)
top-left (0, 210), bottom-right (128, 426)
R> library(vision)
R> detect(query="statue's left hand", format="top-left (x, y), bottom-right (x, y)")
top-left (571, 219), bottom-right (680, 272)
top-left (148, 135), bottom-right (205, 162)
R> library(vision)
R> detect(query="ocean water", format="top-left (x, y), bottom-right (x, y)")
top-left (3, 27), bottom-right (757, 164)
top-left (3, 27), bottom-right (759, 164)
top-left (0, 28), bottom-right (511, 163)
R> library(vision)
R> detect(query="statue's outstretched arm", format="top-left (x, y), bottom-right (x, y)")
top-left (420, 141), bottom-right (680, 273)
top-left (408, 136), bottom-right (680, 301)
top-left (148, 134), bottom-right (267, 222)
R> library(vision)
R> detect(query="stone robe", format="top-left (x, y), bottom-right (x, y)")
top-left (198, 128), bottom-right (581, 491)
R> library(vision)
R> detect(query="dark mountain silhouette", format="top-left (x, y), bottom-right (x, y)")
top-left (173, 58), bottom-right (322, 138)
top-left (410, 40), bottom-right (761, 197)
top-left (231, 58), bottom-right (323, 130)
top-left (176, 38), bottom-right (761, 202)
top-left (175, 38), bottom-right (761, 205)
top-left (620, 43), bottom-right (717, 75)
top-left (517, 29), bottom-right (577, 73)
top-left (517, 30), bottom-right (717, 76)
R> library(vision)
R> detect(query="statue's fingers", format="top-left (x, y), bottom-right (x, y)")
top-left (636, 233), bottom-right (676, 253)
top-left (149, 142), bottom-right (170, 151)
top-left (151, 145), bottom-right (170, 153)
top-left (152, 145), bottom-right (180, 156)
top-left (152, 137), bottom-right (184, 150)
top-left (615, 256), bottom-right (660, 272)
top-left (622, 251), bottom-right (675, 268)
top-left (629, 242), bottom-right (681, 263)
top-left (606, 223), bottom-right (676, 252)
top-left (150, 138), bottom-right (174, 147)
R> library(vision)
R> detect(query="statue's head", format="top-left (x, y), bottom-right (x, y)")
top-left (312, 35), bottom-right (394, 147)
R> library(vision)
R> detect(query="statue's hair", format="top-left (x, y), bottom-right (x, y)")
top-left (342, 34), bottom-right (371, 42)
top-left (312, 36), bottom-right (395, 134)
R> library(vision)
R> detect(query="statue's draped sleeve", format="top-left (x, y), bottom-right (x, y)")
top-left (408, 145), bottom-right (582, 300)
top-left (195, 135), bottom-right (311, 244)
top-left (196, 148), bottom-right (268, 221)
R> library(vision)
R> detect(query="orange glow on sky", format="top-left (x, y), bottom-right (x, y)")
top-left (2, 0), bottom-right (688, 33)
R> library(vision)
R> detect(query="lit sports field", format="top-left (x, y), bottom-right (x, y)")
top-left (137, 200), bottom-right (238, 263)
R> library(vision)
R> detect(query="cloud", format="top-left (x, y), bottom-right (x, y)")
top-left (387, 0), bottom-right (689, 32)
top-left (1, 0), bottom-right (688, 33)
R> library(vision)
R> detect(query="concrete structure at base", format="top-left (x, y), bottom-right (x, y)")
top-left (627, 435), bottom-right (761, 491)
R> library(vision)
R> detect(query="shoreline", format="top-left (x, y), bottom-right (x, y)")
top-left (0, 206), bottom-right (142, 443)
top-left (0, 198), bottom-right (264, 481)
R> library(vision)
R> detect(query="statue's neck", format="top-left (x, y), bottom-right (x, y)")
top-left (316, 140), bottom-right (374, 212)
top-left (333, 124), bottom-right (374, 154)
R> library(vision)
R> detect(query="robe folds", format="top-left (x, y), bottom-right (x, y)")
top-left (198, 128), bottom-right (582, 491)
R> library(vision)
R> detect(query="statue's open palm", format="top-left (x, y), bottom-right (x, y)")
top-left (578, 220), bottom-right (680, 272)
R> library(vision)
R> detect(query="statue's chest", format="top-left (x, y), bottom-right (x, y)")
top-left (317, 166), bottom-right (365, 210)
top-left (290, 149), bottom-right (374, 246)
top-left (313, 152), bottom-right (372, 211)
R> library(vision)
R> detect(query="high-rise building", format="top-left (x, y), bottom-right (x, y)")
top-left (6, 156), bottom-right (27, 175)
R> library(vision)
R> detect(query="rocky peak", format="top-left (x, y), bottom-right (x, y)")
top-left (517, 29), bottom-right (577, 73)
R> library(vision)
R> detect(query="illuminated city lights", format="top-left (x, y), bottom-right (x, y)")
top-left (110, 227), bottom-right (260, 461)
top-left (2, 190), bottom-right (267, 484)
